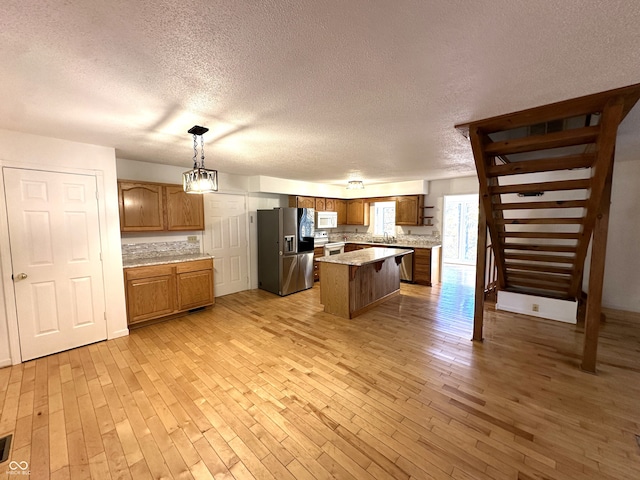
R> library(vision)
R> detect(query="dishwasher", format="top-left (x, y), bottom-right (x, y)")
top-left (400, 250), bottom-right (414, 282)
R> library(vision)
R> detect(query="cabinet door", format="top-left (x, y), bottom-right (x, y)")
top-left (395, 195), bottom-right (422, 226)
top-left (297, 196), bottom-right (316, 209)
top-left (177, 269), bottom-right (214, 311)
top-left (166, 185), bottom-right (204, 231)
top-left (315, 198), bottom-right (326, 211)
top-left (335, 199), bottom-right (347, 225)
top-left (324, 198), bottom-right (335, 211)
top-left (119, 182), bottom-right (164, 231)
top-left (346, 199), bottom-right (369, 225)
top-left (125, 271), bottom-right (175, 324)
top-left (413, 248), bottom-right (433, 286)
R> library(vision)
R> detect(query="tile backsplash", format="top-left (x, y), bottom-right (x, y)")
top-left (329, 231), bottom-right (441, 246)
top-left (121, 240), bottom-right (201, 261)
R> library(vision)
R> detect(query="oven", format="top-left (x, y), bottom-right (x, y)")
top-left (324, 242), bottom-right (345, 256)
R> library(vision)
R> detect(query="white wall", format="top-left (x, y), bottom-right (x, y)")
top-left (423, 176), bottom-right (479, 234)
top-left (0, 129), bottom-right (128, 365)
top-left (602, 159), bottom-right (640, 311)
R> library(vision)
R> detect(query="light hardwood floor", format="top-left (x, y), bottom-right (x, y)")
top-left (1, 277), bottom-right (639, 479)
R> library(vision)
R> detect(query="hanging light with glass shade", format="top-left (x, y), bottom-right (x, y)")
top-left (183, 125), bottom-right (218, 193)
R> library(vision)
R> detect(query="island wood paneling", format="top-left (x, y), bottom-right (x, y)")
top-left (1, 279), bottom-right (639, 479)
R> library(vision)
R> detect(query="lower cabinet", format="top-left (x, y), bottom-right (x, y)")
top-left (413, 246), bottom-right (441, 286)
top-left (313, 246), bottom-right (324, 282)
top-left (124, 258), bottom-right (214, 326)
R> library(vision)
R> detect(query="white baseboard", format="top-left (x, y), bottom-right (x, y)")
top-left (108, 328), bottom-right (129, 340)
top-left (0, 357), bottom-right (12, 368)
top-left (497, 291), bottom-right (578, 324)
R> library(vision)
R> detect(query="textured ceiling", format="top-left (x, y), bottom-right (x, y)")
top-left (2, 1), bottom-right (640, 185)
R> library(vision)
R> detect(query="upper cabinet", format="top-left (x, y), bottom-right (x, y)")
top-left (346, 199), bottom-right (369, 225)
top-left (334, 199), bottom-right (347, 225)
top-left (118, 182), bottom-right (164, 231)
top-left (118, 180), bottom-right (204, 232)
top-left (289, 196), bottom-right (316, 209)
top-left (395, 195), bottom-right (424, 226)
top-left (166, 185), bottom-right (205, 231)
top-left (315, 198), bottom-right (326, 211)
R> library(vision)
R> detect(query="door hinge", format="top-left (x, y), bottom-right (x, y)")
top-left (95, 190), bottom-right (99, 200)
top-left (104, 312), bottom-right (107, 321)
top-left (100, 252), bottom-right (103, 261)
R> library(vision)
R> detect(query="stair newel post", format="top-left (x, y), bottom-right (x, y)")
top-left (473, 202), bottom-right (488, 341)
top-left (581, 164), bottom-right (613, 373)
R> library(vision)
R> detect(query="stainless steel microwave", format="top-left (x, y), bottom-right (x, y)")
top-left (315, 211), bottom-right (338, 229)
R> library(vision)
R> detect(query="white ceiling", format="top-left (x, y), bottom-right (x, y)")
top-left (2, 1), bottom-right (640, 185)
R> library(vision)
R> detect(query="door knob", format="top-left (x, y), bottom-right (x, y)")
top-left (15, 273), bottom-right (28, 280)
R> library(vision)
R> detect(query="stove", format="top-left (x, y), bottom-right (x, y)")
top-left (314, 230), bottom-right (329, 247)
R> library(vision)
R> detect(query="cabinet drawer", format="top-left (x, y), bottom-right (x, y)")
top-left (125, 264), bottom-right (174, 281)
top-left (176, 258), bottom-right (213, 274)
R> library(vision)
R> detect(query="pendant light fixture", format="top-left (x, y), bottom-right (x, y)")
top-left (346, 180), bottom-right (364, 190)
top-left (183, 125), bottom-right (218, 194)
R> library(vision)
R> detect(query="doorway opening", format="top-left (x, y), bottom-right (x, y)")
top-left (442, 194), bottom-right (478, 289)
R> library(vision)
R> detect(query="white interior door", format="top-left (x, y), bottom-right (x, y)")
top-left (203, 193), bottom-right (249, 296)
top-left (4, 168), bottom-right (107, 361)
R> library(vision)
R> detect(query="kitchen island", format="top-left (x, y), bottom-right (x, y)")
top-left (316, 247), bottom-right (411, 319)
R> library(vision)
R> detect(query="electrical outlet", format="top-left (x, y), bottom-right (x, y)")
top-left (355, 228), bottom-right (358, 233)
top-left (408, 229), bottom-right (411, 235)
top-left (532, 304), bottom-right (539, 312)
top-left (187, 235), bottom-right (198, 243)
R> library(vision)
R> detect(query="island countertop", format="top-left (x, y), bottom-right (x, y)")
top-left (315, 247), bottom-right (411, 267)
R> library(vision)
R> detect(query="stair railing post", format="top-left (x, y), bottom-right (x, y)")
top-left (473, 201), bottom-right (488, 341)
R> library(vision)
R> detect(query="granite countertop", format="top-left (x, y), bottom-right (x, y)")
top-left (315, 247), bottom-right (411, 266)
top-left (347, 240), bottom-right (441, 249)
top-left (123, 253), bottom-right (214, 269)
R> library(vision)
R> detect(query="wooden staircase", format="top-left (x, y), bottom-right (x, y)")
top-left (456, 83), bottom-right (640, 372)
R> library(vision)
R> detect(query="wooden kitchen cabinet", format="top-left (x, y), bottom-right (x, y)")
top-left (395, 195), bottom-right (424, 226)
top-left (176, 259), bottom-right (214, 310)
top-left (118, 180), bottom-right (204, 232)
top-left (315, 198), bottom-right (326, 211)
top-left (324, 198), bottom-right (336, 211)
top-left (118, 182), bottom-right (165, 231)
top-left (288, 195), bottom-right (316, 208)
top-left (344, 243), bottom-right (371, 252)
top-left (124, 258), bottom-right (214, 326)
top-left (346, 199), bottom-right (369, 225)
top-left (313, 246), bottom-right (325, 282)
top-left (124, 265), bottom-right (176, 324)
top-left (413, 246), bottom-right (441, 286)
top-left (334, 199), bottom-right (347, 224)
top-left (166, 185), bottom-right (205, 231)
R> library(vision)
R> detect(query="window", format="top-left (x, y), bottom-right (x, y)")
top-left (374, 201), bottom-right (396, 236)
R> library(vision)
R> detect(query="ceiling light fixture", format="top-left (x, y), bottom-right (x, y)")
top-left (183, 125), bottom-right (218, 194)
top-left (347, 180), bottom-right (364, 190)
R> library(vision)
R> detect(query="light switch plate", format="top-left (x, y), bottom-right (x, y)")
top-left (187, 235), bottom-right (198, 243)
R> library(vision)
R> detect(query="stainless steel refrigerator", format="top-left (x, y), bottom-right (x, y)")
top-left (258, 208), bottom-right (315, 296)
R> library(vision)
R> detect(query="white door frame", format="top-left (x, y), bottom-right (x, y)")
top-left (0, 162), bottom-right (112, 365)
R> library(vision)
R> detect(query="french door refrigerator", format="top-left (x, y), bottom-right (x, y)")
top-left (257, 207), bottom-right (315, 296)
